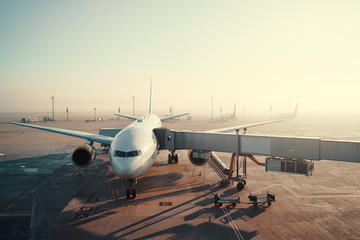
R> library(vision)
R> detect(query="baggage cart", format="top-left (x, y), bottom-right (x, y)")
top-left (248, 191), bottom-right (275, 208)
top-left (211, 193), bottom-right (240, 207)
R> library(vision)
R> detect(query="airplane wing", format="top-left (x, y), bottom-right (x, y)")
top-left (207, 119), bottom-right (282, 133)
top-left (114, 113), bottom-right (138, 121)
top-left (160, 113), bottom-right (190, 121)
top-left (11, 122), bottom-right (113, 145)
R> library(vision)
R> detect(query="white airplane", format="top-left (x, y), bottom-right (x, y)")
top-left (218, 103), bottom-right (237, 121)
top-left (11, 83), bottom-right (280, 199)
top-left (274, 103), bottom-right (298, 120)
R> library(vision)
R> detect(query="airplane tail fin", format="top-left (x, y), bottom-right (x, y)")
top-left (293, 103), bottom-right (298, 117)
top-left (149, 79), bottom-right (152, 114)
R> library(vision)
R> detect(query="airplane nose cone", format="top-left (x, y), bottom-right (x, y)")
top-left (112, 157), bottom-right (140, 178)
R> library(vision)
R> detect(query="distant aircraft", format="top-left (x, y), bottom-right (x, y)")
top-left (274, 103), bottom-right (298, 120)
top-left (218, 103), bottom-right (237, 121)
top-left (163, 107), bottom-right (184, 121)
top-left (11, 82), bottom-right (280, 199)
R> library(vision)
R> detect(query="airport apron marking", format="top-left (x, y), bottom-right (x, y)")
top-left (123, 201), bottom-right (129, 216)
top-left (222, 207), bottom-right (244, 240)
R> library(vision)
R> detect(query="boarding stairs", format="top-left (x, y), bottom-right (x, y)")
top-left (208, 152), bottom-right (229, 182)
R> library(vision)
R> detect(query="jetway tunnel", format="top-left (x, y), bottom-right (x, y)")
top-left (152, 127), bottom-right (360, 189)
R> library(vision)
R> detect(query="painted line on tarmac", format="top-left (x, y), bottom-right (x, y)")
top-left (222, 207), bottom-right (244, 240)
top-left (122, 201), bottom-right (129, 216)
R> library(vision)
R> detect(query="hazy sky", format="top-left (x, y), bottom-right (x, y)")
top-left (1, 1), bottom-right (359, 116)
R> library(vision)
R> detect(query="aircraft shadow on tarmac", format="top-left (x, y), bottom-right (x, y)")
top-left (137, 172), bottom-right (184, 190)
top-left (1, 153), bottom-right (265, 239)
top-left (132, 222), bottom-right (259, 240)
top-left (62, 180), bottom-right (264, 239)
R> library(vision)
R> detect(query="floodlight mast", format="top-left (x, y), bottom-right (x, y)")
top-left (132, 96), bottom-right (135, 116)
top-left (50, 96), bottom-right (55, 120)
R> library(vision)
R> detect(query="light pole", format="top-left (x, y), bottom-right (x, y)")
top-left (50, 96), bottom-right (55, 120)
top-left (94, 107), bottom-right (96, 121)
top-left (66, 108), bottom-right (69, 121)
top-left (132, 96), bottom-right (135, 116)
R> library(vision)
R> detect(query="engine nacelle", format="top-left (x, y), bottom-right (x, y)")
top-left (188, 150), bottom-right (210, 166)
top-left (72, 144), bottom-right (96, 167)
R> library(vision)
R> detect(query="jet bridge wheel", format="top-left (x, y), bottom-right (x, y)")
top-left (237, 181), bottom-right (246, 191)
top-left (126, 190), bottom-right (131, 199)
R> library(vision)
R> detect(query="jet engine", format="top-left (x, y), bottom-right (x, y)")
top-left (71, 144), bottom-right (96, 167)
top-left (188, 150), bottom-right (210, 166)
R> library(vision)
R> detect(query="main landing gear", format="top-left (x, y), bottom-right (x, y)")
top-left (124, 178), bottom-right (137, 199)
top-left (168, 150), bottom-right (178, 164)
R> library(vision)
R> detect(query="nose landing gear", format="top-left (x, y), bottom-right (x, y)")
top-left (124, 178), bottom-right (137, 199)
top-left (168, 150), bottom-right (178, 164)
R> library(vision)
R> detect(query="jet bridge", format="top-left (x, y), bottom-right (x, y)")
top-left (154, 127), bottom-right (360, 189)
top-left (153, 128), bottom-right (360, 163)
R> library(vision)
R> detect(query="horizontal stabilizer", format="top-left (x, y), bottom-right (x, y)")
top-left (160, 113), bottom-right (190, 121)
top-left (114, 113), bottom-right (139, 121)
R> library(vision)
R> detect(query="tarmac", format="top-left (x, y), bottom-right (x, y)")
top-left (0, 115), bottom-right (360, 240)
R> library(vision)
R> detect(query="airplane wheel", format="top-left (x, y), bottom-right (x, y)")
top-left (243, 180), bottom-right (246, 185)
top-left (237, 182), bottom-right (244, 191)
top-left (268, 201), bottom-right (271, 207)
top-left (168, 154), bottom-right (171, 164)
top-left (132, 189), bottom-right (136, 198)
top-left (126, 190), bottom-right (131, 199)
top-left (218, 203), bottom-right (223, 207)
top-left (175, 154), bottom-right (178, 163)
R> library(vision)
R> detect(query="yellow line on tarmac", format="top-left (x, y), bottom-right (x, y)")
top-left (122, 201), bottom-right (129, 216)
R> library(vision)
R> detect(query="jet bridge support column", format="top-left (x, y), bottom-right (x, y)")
top-left (231, 129), bottom-right (247, 191)
top-left (236, 129), bottom-right (239, 178)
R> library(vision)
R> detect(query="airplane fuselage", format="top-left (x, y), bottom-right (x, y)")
top-left (109, 113), bottom-right (161, 179)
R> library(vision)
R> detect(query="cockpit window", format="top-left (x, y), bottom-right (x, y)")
top-left (114, 150), bottom-right (142, 158)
